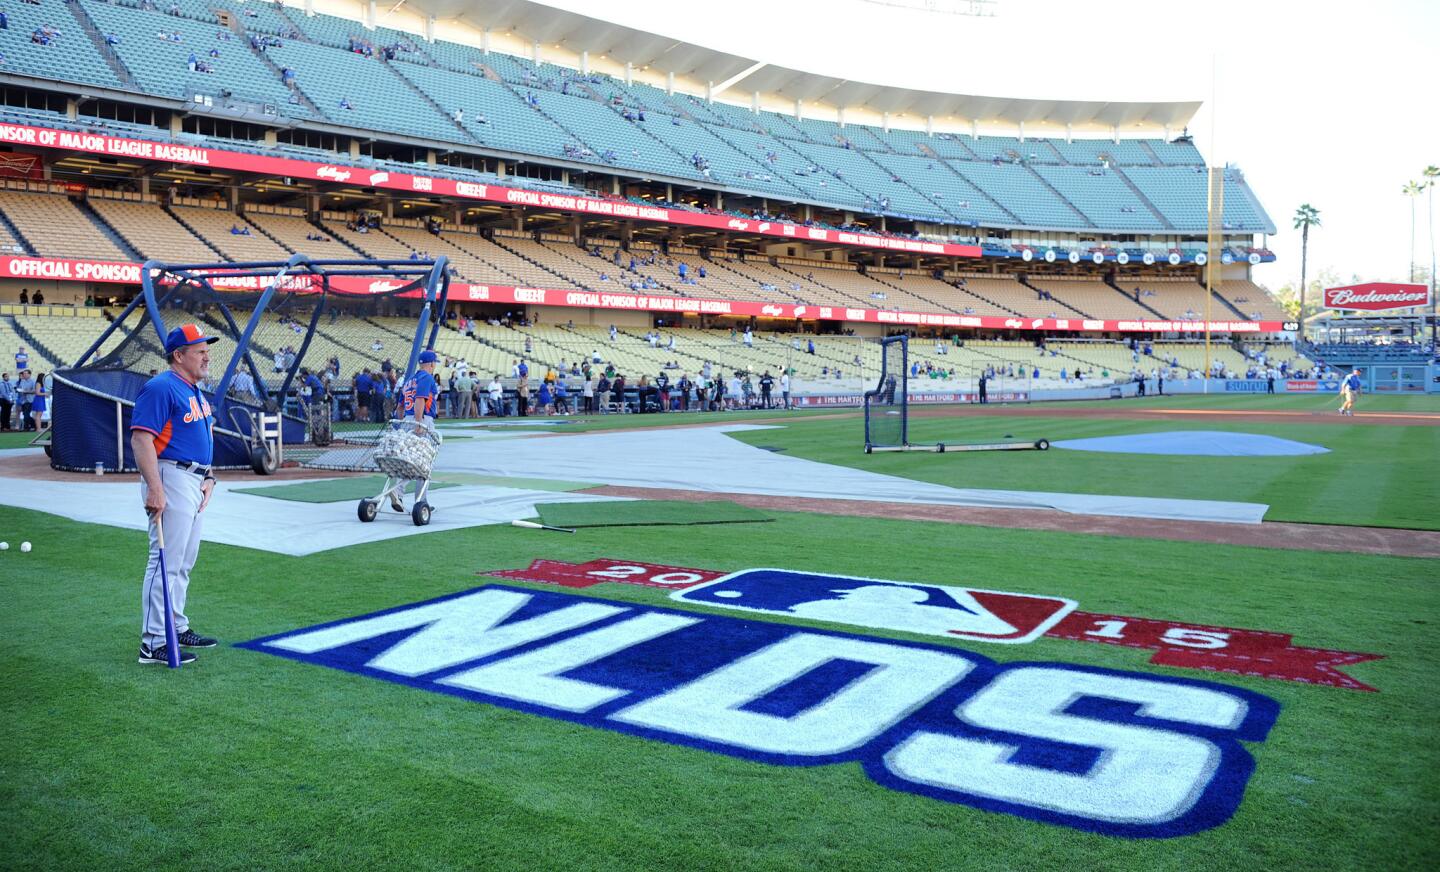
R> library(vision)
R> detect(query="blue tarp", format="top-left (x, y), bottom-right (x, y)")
top-left (1053, 431), bottom-right (1329, 457)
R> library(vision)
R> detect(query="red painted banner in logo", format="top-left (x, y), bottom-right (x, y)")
top-left (1045, 611), bottom-right (1383, 691)
top-left (484, 559), bottom-right (1384, 690)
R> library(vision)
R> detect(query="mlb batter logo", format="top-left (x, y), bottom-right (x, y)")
top-left (673, 569), bottom-right (1076, 644)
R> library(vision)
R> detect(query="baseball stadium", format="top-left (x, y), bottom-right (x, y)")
top-left (0, 0), bottom-right (1437, 869)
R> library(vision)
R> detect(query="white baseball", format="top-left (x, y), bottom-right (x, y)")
top-left (20, 542), bottom-right (32, 553)
top-left (0, 542), bottom-right (8, 550)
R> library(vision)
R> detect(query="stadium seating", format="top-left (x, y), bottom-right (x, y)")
top-left (86, 196), bottom-right (219, 263)
top-left (1116, 277), bottom-right (1222, 320)
top-left (1218, 279), bottom-right (1290, 321)
top-left (944, 275), bottom-right (1028, 316)
top-left (1025, 277), bottom-right (1154, 320)
top-left (378, 224), bottom-right (528, 286)
top-left (242, 210), bottom-right (365, 261)
top-left (79, 1), bottom-right (305, 114)
top-left (948, 162), bottom-right (1082, 228)
top-left (1119, 167), bottom-right (1270, 232)
top-left (0, 1), bottom-right (1276, 236)
top-left (265, 39), bottom-right (459, 139)
top-left (392, 63), bottom-right (576, 159)
top-left (0, 210), bottom-right (30, 256)
top-left (1, 316), bottom-right (61, 373)
top-left (865, 153), bottom-right (1014, 226)
top-left (9, 307), bottom-right (116, 370)
top-left (169, 202), bottom-right (291, 261)
top-left (1045, 138), bottom-right (1156, 167)
top-left (1030, 166), bottom-right (1165, 230)
top-left (525, 90), bottom-right (702, 181)
top-left (1, 0), bottom-right (121, 90)
top-left (0, 190), bottom-right (127, 261)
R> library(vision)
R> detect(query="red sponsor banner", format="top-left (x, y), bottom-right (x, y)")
top-left (486, 559), bottom-right (1384, 690)
top-left (1323, 282), bottom-right (1431, 312)
top-left (1046, 611), bottom-right (1383, 692)
top-left (0, 150), bottom-right (43, 179)
top-left (1285, 380), bottom-right (1318, 392)
top-left (0, 255), bottom-right (147, 283)
top-left (0, 122), bottom-right (981, 259)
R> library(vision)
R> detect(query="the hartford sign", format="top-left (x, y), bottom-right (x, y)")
top-left (1323, 282), bottom-right (1431, 312)
top-left (242, 560), bottom-right (1381, 838)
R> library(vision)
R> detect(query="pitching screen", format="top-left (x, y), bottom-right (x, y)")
top-left (864, 335), bottom-right (907, 449)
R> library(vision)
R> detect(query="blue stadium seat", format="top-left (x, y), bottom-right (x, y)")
top-left (393, 64), bottom-right (572, 159)
top-left (866, 152), bottom-right (1013, 226)
top-left (267, 39), bottom-right (456, 137)
top-left (947, 160), bottom-right (1081, 227)
top-left (81, 1), bottom-right (307, 114)
top-left (1120, 167), bottom-right (1271, 232)
top-left (2, 0), bottom-right (122, 90)
top-left (1031, 165), bottom-right (1164, 230)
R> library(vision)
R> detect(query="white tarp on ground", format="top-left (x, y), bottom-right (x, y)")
top-left (0, 478), bottom-right (623, 556)
top-left (0, 422), bottom-right (1268, 555)
top-left (437, 424), bottom-right (1269, 525)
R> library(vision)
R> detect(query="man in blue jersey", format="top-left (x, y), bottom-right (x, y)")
top-left (130, 324), bottom-right (221, 666)
top-left (389, 349), bottom-right (439, 512)
top-left (1338, 368), bottom-right (1362, 416)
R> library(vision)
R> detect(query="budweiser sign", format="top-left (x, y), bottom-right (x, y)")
top-left (1323, 282), bottom-right (1431, 312)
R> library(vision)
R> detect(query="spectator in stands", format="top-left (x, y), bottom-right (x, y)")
top-left (339, 98), bottom-right (355, 110)
top-left (281, 67), bottom-right (296, 85)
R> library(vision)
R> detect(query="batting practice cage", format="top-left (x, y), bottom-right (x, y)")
top-left (51, 255), bottom-right (450, 474)
top-left (863, 335), bottom-right (909, 452)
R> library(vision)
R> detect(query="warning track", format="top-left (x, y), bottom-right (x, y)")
top-left (581, 486), bottom-right (1440, 560)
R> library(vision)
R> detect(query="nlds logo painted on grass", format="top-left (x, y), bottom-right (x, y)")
top-left (245, 567), bottom-right (1286, 838)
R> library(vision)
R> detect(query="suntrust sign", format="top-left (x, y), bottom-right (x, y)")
top-left (1323, 282), bottom-right (1430, 312)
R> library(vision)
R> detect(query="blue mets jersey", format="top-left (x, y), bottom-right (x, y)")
top-left (401, 370), bottom-right (438, 418)
top-left (131, 371), bottom-right (214, 464)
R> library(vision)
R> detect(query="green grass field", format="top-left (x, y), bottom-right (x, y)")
top-left (2, 393), bottom-right (1437, 870)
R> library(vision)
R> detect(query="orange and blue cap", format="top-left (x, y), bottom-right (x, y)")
top-left (165, 323), bottom-right (220, 355)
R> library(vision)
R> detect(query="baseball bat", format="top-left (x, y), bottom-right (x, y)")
top-left (511, 519), bottom-right (576, 533)
top-left (154, 512), bottom-right (181, 668)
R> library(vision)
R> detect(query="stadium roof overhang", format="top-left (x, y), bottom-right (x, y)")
top-left (412, 0), bottom-right (1199, 129)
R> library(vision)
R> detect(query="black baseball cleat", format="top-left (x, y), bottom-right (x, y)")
top-left (177, 629), bottom-right (218, 648)
top-left (139, 644), bottom-right (197, 665)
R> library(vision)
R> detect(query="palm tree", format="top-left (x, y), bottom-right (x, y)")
top-left (1425, 166), bottom-right (1438, 343)
top-left (1404, 181), bottom-right (1423, 282)
top-left (1425, 166), bottom-right (1438, 288)
top-left (1293, 204), bottom-right (1321, 340)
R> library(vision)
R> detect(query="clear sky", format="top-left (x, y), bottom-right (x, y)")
top-left (537, 0), bottom-right (1439, 292)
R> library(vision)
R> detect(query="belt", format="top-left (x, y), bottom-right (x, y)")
top-left (172, 461), bottom-right (213, 477)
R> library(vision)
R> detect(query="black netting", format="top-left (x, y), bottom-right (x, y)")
top-left (864, 336), bottom-right (907, 449)
top-left (54, 259), bottom-right (447, 473)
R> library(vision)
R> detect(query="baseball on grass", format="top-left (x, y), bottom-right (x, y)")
top-left (0, 541), bottom-right (8, 550)
top-left (20, 542), bottom-right (32, 553)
